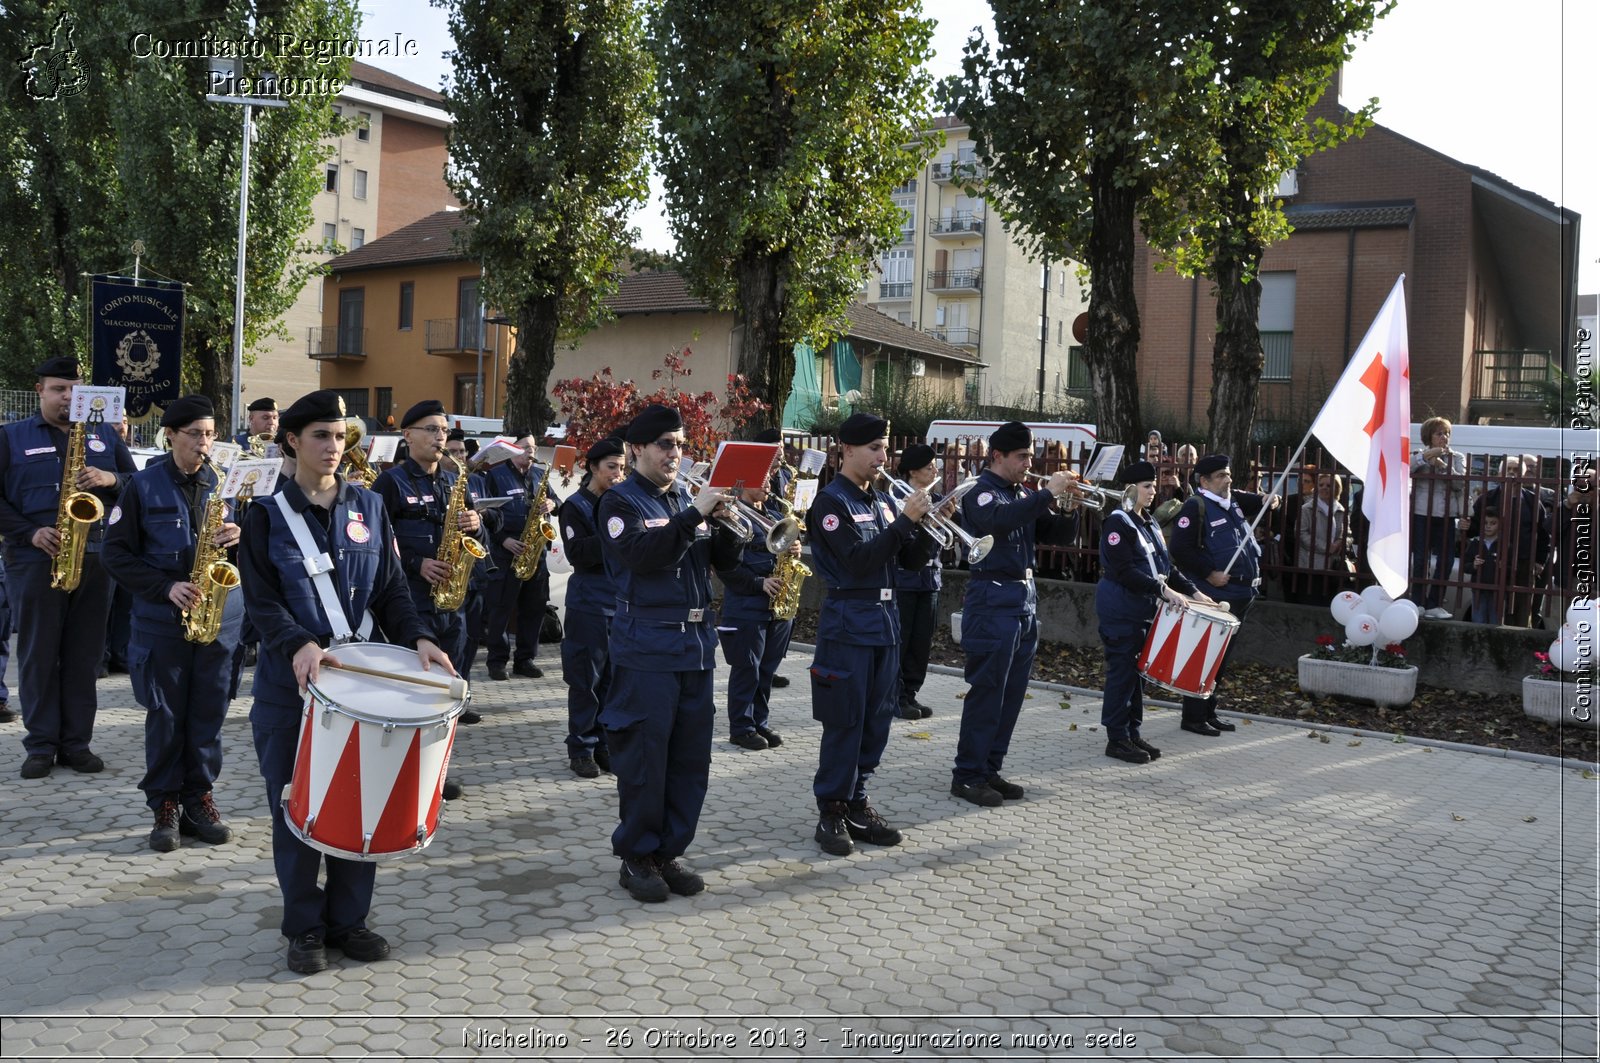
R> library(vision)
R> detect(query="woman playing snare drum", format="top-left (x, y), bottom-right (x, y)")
top-left (1095, 461), bottom-right (1215, 764)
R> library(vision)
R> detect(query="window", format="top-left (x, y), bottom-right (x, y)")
top-left (329, 388), bottom-right (369, 422)
top-left (336, 289), bottom-right (364, 356)
top-left (354, 169), bottom-right (367, 199)
top-left (375, 387), bottom-right (393, 428)
top-left (879, 249), bottom-right (913, 299)
top-left (325, 165), bottom-right (338, 193)
top-left (398, 282), bottom-right (414, 330)
top-left (1067, 345), bottom-right (1091, 391)
top-left (356, 112), bottom-right (371, 141)
top-left (1258, 271), bottom-right (1296, 380)
top-left (454, 374), bottom-right (479, 417)
top-left (457, 277), bottom-right (482, 349)
top-left (1038, 315), bottom-right (1049, 341)
top-left (1040, 265), bottom-right (1050, 289)
top-left (321, 222), bottom-right (337, 249)
top-left (351, 228), bottom-right (365, 249)
top-left (1057, 320), bottom-right (1064, 346)
top-left (893, 193), bottom-right (916, 244)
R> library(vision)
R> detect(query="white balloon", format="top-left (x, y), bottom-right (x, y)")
top-left (1359, 585), bottom-right (1393, 616)
top-left (1549, 637), bottom-right (1577, 673)
top-left (1566, 599), bottom-right (1599, 638)
top-left (1330, 591), bottom-right (1364, 625)
top-left (1345, 613), bottom-right (1381, 647)
top-left (1378, 601), bottom-right (1420, 642)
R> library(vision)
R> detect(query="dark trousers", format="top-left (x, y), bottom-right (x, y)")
top-left (561, 609), bottom-right (611, 757)
top-left (101, 584), bottom-right (131, 669)
top-left (0, 570), bottom-right (10, 705)
top-left (717, 615), bottom-right (793, 736)
top-left (252, 715), bottom-right (377, 939)
top-left (954, 611), bottom-right (1037, 786)
top-left (460, 579), bottom-right (489, 680)
top-left (896, 589), bottom-right (938, 705)
top-left (484, 567), bottom-right (549, 668)
top-left (605, 665), bottom-right (713, 861)
top-left (810, 637), bottom-right (897, 805)
top-left (418, 607), bottom-right (467, 673)
top-left (131, 619), bottom-right (240, 810)
top-left (1098, 629), bottom-right (1149, 741)
top-left (1182, 594), bottom-right (1255, 722)
top-left (12, 555), bottom-right (113, 757)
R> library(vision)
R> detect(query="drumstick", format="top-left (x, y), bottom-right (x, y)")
top-left (328, 661), bottom-right (469, 701)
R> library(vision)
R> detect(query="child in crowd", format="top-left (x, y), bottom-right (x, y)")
top-left (1463, 511), bottom-right (1502, 625)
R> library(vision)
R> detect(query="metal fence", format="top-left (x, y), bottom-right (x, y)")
top-left (0, 389), bottom-right (163, 446)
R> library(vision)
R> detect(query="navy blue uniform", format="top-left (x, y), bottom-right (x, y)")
top-left (892, 499), bottom-right (942, 716)
top-left (1170, 489), bottom-right (1266, 724)
top-left (559, 482), bottom-right (617, 760)
top-left (460, 469), bottom-right (494, 680)
top-left (1096, 507), bottom-right (1198, 741)
top-left (954, 470), bottom-right (1078, 788)
top-left (597, 472), bottom-right (743, 863)
top-left (483, 460), bottom-right (550, 672)
top-left (239, 476), bottom-right (429, 941)
top-left (714, 494), bottom-right (796, 739)
top-left (0, 557), bottom-right (10, 709)
top-left (806, 475), bottom-right (934, 805)
top-left (102, 456), bottom-right (245, 811)
top-left (0, 416), bottom-right (135, 760)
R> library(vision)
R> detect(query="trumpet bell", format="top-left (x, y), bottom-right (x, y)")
top-left (966, 534), bottom-right (995, 565)
top-left (765, 516), bottom-right (803, 554)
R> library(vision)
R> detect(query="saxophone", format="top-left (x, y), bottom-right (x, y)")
top-left (431, 453), bottom-right (487, 611)
top-left (512, 463), bottom-right (558, 581)
top-left (769, 461), bottom-right (812, 621)
top-left (182, 462), bottom-right (242, 644)
top-left (50, 418), bottom-right (106, 592)
top-left (340, 423), bottom-right (377, 487)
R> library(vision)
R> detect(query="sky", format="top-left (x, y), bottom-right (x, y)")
top-left (358, 0), bottom-right (1597, 296)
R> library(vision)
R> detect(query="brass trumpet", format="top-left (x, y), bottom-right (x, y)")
top-left (679, 467), bottom-right (802, 552)
top-left (875, 473), bottom-right (994, 564)
top-left (1024, 470), bottom-right (1125, 511)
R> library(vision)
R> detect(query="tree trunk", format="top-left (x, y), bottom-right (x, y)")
top-left (196, 333), bottom-right (231, 432)
top-left (735, 251), bottom-right (792, 432)
top-left (1083, 168), bottom-right (1143, 458)
top-left (1206, 183), bottom-right (1266, 467)
top-left (505, 294), bottom-right (560, 438)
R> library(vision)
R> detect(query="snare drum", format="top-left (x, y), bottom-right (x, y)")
top-left (283, 643), bottom-right (465, 861)
top-left (1137, 600), bottom-right (1240, 698)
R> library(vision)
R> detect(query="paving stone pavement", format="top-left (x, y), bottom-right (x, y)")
top-left (1, 644), bottom-right (1596, 1059)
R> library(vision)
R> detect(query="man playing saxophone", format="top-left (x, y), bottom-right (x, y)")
top-left (102, 395), bottom-right (243, 851)
top-left (483, 435), bottom-right (552, 681)
top-left (0, 357), bottom-right (135, 780)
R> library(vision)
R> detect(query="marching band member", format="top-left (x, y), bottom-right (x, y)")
top-left (446, 429), bottom-right (491, 702)
top-left (238, 389), bottom-right (453, 974)
top-left (806, 412), bottom-right (936, 856)
top-left (0, 357), bottom-right (135, 780)
top-left (235, 396), bottom-right (278, 449)
top-left (598, 404), bottom-right (743, 902)
top-left (558, 434), bottom-right (625, 778)
top-left (1170, 453), bottom-right (1277, 737)
top-left (1096, 460), bottom-right (1213, 764)
top-left (483, 435), bottom-right (552, 681)
top-left (892, 443), bottom-right (942, 720)
top-left (102, 395), bottom-right (244, 850)
top-left (951, 422), bottom-right (1079, 806)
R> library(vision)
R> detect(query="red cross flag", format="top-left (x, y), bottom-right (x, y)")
top-left (1309, 275), bottom-right (1412, 599)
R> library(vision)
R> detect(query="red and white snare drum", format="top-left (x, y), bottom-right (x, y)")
top-left (283, 643), bottom-right (465, 861)
top-left (1137, 600), bottom-right (1240, 698)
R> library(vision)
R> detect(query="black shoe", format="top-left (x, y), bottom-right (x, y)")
top-left (895, 703), bottom-right (921, 720)
top-left (729, 731), bottom-right (768, 751)
top-left (619, 858), bottom-right (670, 902)
top-left (570, 755), bottom-right (600, 779)
top-left (844, 803), bottom-right (902, 846)
top-left (951, 781), bottom-right (1003, 807)
top-left (0, 703), bottom-right (14, 723)
top-left (1181, 720), bottom-right (1222, 737)
top-left (1105, 738), bottom-right (1152, 764)
top-left (96, 664), bottom-right (109, 679)
top-left (815, 801), bottom-right (853, 856)
top-left (655, 856), bottom-right (705, 896)
top-left (149, 801), bottom-right (180, 852)
top-left (244, 645), bottom-right (258, 667)
top-left (1206, 716), bottom-right (1236, 732)
top-left (770, 674), bottom-right (790, 688)
top-left (592, 748), bottom-right (612, 773)
top-left (19, 753), bottom-right (53, 779)
top-left (58, 749), bottom-right (104, 773)
top-left (1129, 736), bottom-right (1162, 760)
top-left (327, 927), bottom-right (390, 962)
top-left (180, 793), bottom-right (232, 844)
top-left (513, 661), bottom-right (543, 679)
top-left (986, 775), bottom-right (1025, 800)
top-left (458, 708), bottom-right (482, 725)
top-left (442, 779), bottom-right (463, 800)
top-left (912, 698), bottom-right (934, 718)
top-left (108, 661), bottom-right (129, 675)
top-left (755, 726), bottom-right (782, 748)
top-left (286, 931), bottom-right (327, 974)
top-left (488, 665), bottom-right (509, 681)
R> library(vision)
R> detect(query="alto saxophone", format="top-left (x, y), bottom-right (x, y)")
top-left (512, 463), bottom-right (557, 581)
top-left (431, 453), bottom-right (486, 611)
top-left (51, 418), bottom-right (106, 592)
top-left (182, 462), bottom-right (242, 644)
top-left (769, 461), bottom-right (811, 622)
top-left (340, 423), bottom-right (378, 487)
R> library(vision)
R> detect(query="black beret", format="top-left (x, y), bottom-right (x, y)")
top-left (624, 403), bottom-right (683, 444)
top-left (446, 427), bottom-right (466, 442)
top-left (586, 434), bottom-right (625, 464)
top-left (1121, 460), bottom-right (1157, 484)
top-left (838, 412), bottom-right (888, 446)
top-left (247, 397), bottom-right (277, 413)
top-left (401, 399), bottom-right (446, 429)
top-left (752, 427), bottom-right (782, 444)
top-left (159, 394), bottom-right (215, 429)
top-left (989, 421), bottom-right (1031, 452)
top-left (897, 443), bottom-right (935, 475)
top-left (279, 389), bottom-right (348, 436)
top-left (1195, 454), bottom-right (1231, 478)
top-left (463, 438), bottom-right (480, 457)
top-left (34, 356), bottom-right (80, 380)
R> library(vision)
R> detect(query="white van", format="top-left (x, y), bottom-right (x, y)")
top-left (1408, 423), bottom-right (1596, 470)
top-left (925, 419), bottom-right (1099, 455)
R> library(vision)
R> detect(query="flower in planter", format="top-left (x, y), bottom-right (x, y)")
top-left (1309, 636), bottom-right (1410, 668)
top-left (1532, 651), bottom-right (1556, 677)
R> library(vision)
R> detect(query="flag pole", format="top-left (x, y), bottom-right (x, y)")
top-left (1219, 427), bottom-right (1316, 577)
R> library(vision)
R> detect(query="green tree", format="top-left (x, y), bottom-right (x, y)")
top-left (652, 0), bottom-right (936, 431)
top-left (439, 0), bottom-right (654, 438)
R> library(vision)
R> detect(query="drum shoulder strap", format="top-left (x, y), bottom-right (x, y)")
top-left (272, 493), bottom-right (373, 642)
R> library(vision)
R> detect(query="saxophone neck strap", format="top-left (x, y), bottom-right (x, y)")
top-left (272, 492), bottom-right (374, 644)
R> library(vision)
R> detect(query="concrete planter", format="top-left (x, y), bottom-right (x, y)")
top-left (1521, 675), bottom-right (1599, 728)
top-left (950, 611), bottom-right (963, 645)
top-left (1297, 655), bottom-right (1418, 708)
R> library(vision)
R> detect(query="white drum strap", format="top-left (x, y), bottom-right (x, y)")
top-left (273, 492), bottom-right (374, 644)
top-left (1111, 510), bottom-right (1159, 580)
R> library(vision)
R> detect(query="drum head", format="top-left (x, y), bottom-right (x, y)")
top-left (1185, 601), bottom-right (1241, 628)
top-left (308, 642), bottom-right (462, 725)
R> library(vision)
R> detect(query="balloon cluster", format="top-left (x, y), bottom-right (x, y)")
top-left (1546, 600), bottom-right (1597, 674)
top-left (1329, 587), bottom-right (1419, 649)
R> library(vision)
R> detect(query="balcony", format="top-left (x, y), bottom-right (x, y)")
top-left (929, 212), bottom-right (984, 239)
top-left (425, 317), bottom-right (484, 355)
top-left (307, 325), bottom-right (366, 361)
top-left (877, 281), bottom-right (913, 301)
top-left (926, 268), bottom-right (982, 294)
top-left (1467, 348), bottom-right (1555, 421)
top-left (931, 159), bottom-right (986, 183)
top-left (928, 326), bottom-right (980, 348)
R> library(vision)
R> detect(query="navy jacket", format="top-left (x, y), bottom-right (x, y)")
top-left (559, 483), bottom-right (618, 617)
top-left (373, 457), bottom-right (496, 612)
top-left (960, 468), bottom-right (1079, 617)
top-left (807, 474), bottom-right (933, 646)
top-left (1096, 507), bottom-right (1198, 635)
top-left (715, 494), bottom-right (790, 622)
top-left (1170, 490), bottom-right (1267, 603)
top-left (0, 415), bottom-right (135, 564)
